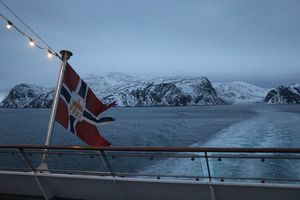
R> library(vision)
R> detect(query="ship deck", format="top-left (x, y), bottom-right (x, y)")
top-left (0, 145), bottom-right (300, 200)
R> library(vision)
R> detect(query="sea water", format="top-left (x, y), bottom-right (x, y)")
top-left (0, 104), bottom-right (300, 182)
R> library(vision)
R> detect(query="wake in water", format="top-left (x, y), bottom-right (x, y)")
top-left (200, 107), bottom-right (300, 148)
top-left (141, 106), bottom-right (300, 182)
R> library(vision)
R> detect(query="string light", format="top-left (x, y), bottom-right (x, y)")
top-left (6, 20), bottom-right (12, 29)
top-left (29, 38), bottom-right (35, 47)
top-left (47, 50), bottom-right (53, 58)
top-left (0, 1), bottom-right (61, 60)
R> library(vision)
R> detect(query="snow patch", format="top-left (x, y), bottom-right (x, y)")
top-left (213, 82), bottom-right (270, 104)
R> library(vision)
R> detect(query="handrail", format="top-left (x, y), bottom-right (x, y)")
top-left (0, 144), bottom-right (300, 153)
top-left (1, 144), bottom-right (300, 184)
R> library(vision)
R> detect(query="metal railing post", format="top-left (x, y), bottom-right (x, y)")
top-left (98, 150), bottom-right (125, 200)
top-left (205, 152), bottom-right (212, 182)
top-left (16, 148), bottom-right (34, 172)
top-left (16, 148), bottom-right (54, 200)
top-left (99, 150), bottom-right (115, 177)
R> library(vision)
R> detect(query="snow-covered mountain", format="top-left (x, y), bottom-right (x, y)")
top-left (264, 84), bottom-right (300, 104)
top-left (84, 72), bottom-right (146, 106)
top-left (126, 77), bottom-right (226, 106)
top-left (5, 73), bottom-right (297, 107)
top-left (0, 83), bottom-right (52, 108)
top-left (0, 73), bottom-right (226, 108)
top-left (25, 90), bottom-right (54, 108)
top-left (213, 82), bottom-right (270, 104)
top-left (88, 74), bottom-right (226, 106)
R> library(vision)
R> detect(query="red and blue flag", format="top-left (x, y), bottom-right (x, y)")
top-left (55, 63), bottom-right (115, 146)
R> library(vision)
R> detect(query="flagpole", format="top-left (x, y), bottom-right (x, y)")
top-left (45, 50), bottom-right (73, 146)
top-left (39, 50), bottom-right (72, 168)
top-left (44, 50), bottom-right (73, 147)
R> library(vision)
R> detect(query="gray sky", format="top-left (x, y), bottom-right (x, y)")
top-left (0, 0), bottom-right (299, 97)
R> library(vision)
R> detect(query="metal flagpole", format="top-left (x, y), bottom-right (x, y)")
top-left (41, 50), bottom-right (72, 163)
top-left (45, 50), bottom-right (73, 146)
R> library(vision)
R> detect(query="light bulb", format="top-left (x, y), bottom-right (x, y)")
top-left (6, 21), bottom-right (12, 29)
top-left (29, 38), bottom-right (35, 47)
top-left (47, 50), bottom-right (53, 58)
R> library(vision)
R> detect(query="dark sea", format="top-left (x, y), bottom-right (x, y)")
top-left (1, 104), bottom-right (300, 147)
top-left (1, 104), bottom-right (300, 182)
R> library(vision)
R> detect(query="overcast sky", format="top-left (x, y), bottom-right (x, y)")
top-left (0, 0), bottom-right (299, 98)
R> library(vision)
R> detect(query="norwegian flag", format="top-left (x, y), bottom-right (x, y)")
top-left (55, 63), bottom-right (115, 146)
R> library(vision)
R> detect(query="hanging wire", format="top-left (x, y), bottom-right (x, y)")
top-left (0, 13), bottom-right (45, 49)
top-left (0, 1), bottom-right (61, 59)
top-left (0, 0), bottom-right (59, 57)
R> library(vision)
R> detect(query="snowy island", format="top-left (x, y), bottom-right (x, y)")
top-left (1, 73), bottom-right (299, 108)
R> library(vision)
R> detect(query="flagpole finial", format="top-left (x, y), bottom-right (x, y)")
top-left (60, 50), bottom-right (73, 61)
